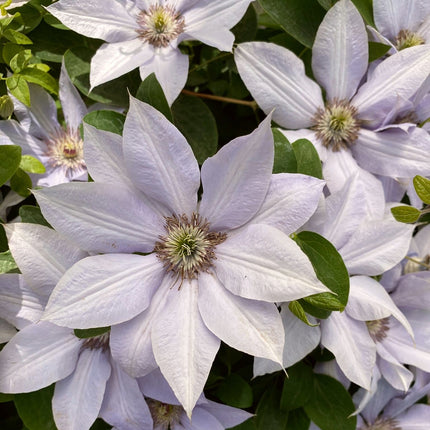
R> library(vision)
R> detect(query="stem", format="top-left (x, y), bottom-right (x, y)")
top-left (181, 89), bottom-right (258, 109)
top-left (188, 52), bottom-right (231, 74)
top-left (405, 256), bottom-right (430, 270)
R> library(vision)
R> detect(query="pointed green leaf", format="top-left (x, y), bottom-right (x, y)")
top-left (19, 67), bottom-right (58, 94)
top-left (6, 74), bottom-right (30, 105)
top-left (10, 167), bottom-right (32, 197)
top-left (19, 205), bottom-right (52, 228)
top-left (391, 206), bottom-right (421, 224)
top-left (288, 301), bottom-right (319, 327)
top-left (351, 0), bottom-right (374, 26)
top-left (3, 28), bottom-right (32, 45)
top-left (74, 327), bottom-right (110, 339)
top-left (83, 110), bottom-right (125, 136)
top-left (280, 362), bottom-right (314, 411)
top-left (413, 175), bottom-right (430, 204)
top-left (255, 383), bottom-right (288, 429)
top-left (368, 41), bottom-right (391, 63)
top-left (9, 49), bottom-right (31, 73)
top-left (291, 139), bottom-right (323, 179)
top-left (272, 128), bottom-right (297, 174)
top-left (0, 144), bottom-right (21, 185)
top-left (19, 155), bottom-right (45, 173)
top-left (216, 374), bottom-right (253, 408)
top-left (298, 299), bottom-right (331, 319)
top-left (0, 250), bottom-right (18, 274)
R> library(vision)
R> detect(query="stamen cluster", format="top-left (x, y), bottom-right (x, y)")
top-left (136, 4), bottom-right (185, 48)
top-left (147, 399), bottom-right (183, 429)
top-left (81, 332), bottom-right (110, 351)
top-left (359, 417), bottom-right (401, 430)
top-left (154, 213), bottom-right (227, 282)
top-left (46, 128), bottom-right (85, 174)
top-left (366, 317), bottom-right (390, 343)
top-left (313, 99), bottom-right (360, 151)
top-left (395, 29), bottom-right (425, 51)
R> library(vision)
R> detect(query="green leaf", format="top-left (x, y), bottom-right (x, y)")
top-left (14, 385), bottom-right (56, 430)
top-left (291, 139), bottom-right (323, 179)
top-left (3, 28), bottom-right (32, 45)
top-left (280, 362), bottom-right (314, 411)
top-left (255, 383), bottom-right (288, 430)
top-left (83, 110), bottom-right (126, 136)
top-left (391, 205), bottom-right (421, 224)
top-left (316, 0), bottom-right (336, 10)
top-left (216, 373), bottom-right (253, 408)
top-left (2, 42), bottom-right (24, 64)
top-left (19, 67), bottom-right (58, 94)
top-left (294, 231), bottom-right (349, 306)
top-left (0, 144), bottom-right (21, 185)
top-left (302, 292), bottom-right (345, 311)
top-left (288, 301), bottom-right (319, 326)
top-left (351, 0), bottom-right (374, 26)
top-left (6, 74), bottom-right (30, 105)
top-left (135, 73), bottom-right (172, 121)
top-left (19, 205), bottom-right (52, 227)
top-left (9, 49), bottom-right (31, 73)
top-left (298, 299), bottom-right (331, 319)
top-left (368, 41), bottom-right (391, 63)
top-left (10, 167), bottom-right (32, 197)
top-left (172, 94), bottom-right (218, 164)
top-left (413, 175), bottom-right (430, 204)
top-left (304, 374), bottom-right (356, 430)
top-left (272, 128), bottom-right (297, 174)
top-left (19, 155), bottom-right (45, 173)
top-left (74, 326), bottom-right (110, 339)
top-left (232, 3), bottom-right (257, 43)
top-left (285, 408), bottom-right (311, 430)
top-left (0, 392), bottom-right (13, 402)
top-left (258, 0), bottom-right (326, 48)
top-left (0, 250), bottom-right (18, 274)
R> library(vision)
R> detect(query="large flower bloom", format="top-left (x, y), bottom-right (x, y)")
top-left (35, 96), bottom-right (328, 415)
top-left (235, 0), bottom-right (430, 194)
top-left (47, 0), bottom-right (253, 105)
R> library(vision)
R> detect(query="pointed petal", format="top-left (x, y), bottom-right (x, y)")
top-left (353, 45), bottom-right (430, 128)
top-left (312, 0), bottom-right (368, 100)
top-left (60, 60), bottom-right (87, 131)
top-left (198, 272), bottom-right (284, 365)
top-left (0, 275), bottom-right (44, 328)
top-left (392, 273), bottom-right (430, 310)
top-left (320, 312), bottom-right (376, 389)
top-left (138, 367), bottom-right (181, 405)
top-left (47, 0), bottom-right (138, 42)
top-left (34, 182), bottom-right (163, 253)
top-left (185, 407), bottom-right (224, 430)
top-left (347, 277), bottom-right (413, 337)
top-left (183, 0), bottom-right (252, 51)
top-left (248, 173), bottom-right (324, 235)
top-left (151, 278), bottom-right (220, 416)
top-left (90, 40), bottom-right (153, 89)
top-left (52, 348), bottom-right (111, 430)
top-left (0, 119), bottom-right (45, 156)
top-left (110, 278), bottom-right (172, 377)
top-left (0, 321), bottom-right (80, 393)
top-left (397, 404), bottom-right (430, 429)
top-left (352, 127), bottom-right (430, 178)
top-left (44, 254), bottom-right (164, 328)
top-left (339, 220), bottom-right (413, 276)
top-left (215, 224), bottom-right (328, 302)
top-left (99, 360), bottom-right (153, 430)
top-left (254, 306), bottom-right (320, 377)
top-left (123, 96), bottom-right (200, 215)
top-left (5, 223), bottom-right (87, 297)
top-left (234, 42), bottom-right (323, 129)
top-left (199, 114), bottom-right (273, 230)
top-left (200, 400), bottom-right (253, 429)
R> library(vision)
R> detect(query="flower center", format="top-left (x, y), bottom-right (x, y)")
top-left (147, 399), bottom-right (183, 429)
top-left (154, 213), bottom-right (227, 283)
top-left (136, 3), bottom-right (185, 48)
top-left (81, 332), bottom-right (110, 351)
top-left (359, 417), bottom-right (401, 430)
top-left (366, 317), bottom-right (390, 343)
top-left (46, 128), bottom-right (85, 174)
top-left (395, 29), bottom-right (425, 50)
top-left (313, 99), bottom-right (360, 151)
top-left (404, 255), bottom-right (430, 274)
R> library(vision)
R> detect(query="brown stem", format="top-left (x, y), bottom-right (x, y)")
top-left (181, 89), bottom-right (257, 108)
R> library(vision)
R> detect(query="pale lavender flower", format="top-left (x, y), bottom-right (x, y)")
top-left (139, 368), bottom-right (252, 429)
top-left (0, 223), bottom-right (153, 430)
top-left (47, 0), bottom-right (253, 105)
top-left (235, 0), bottom-right (430, 194)
top-left (0, 62), bottom-right (88, 186)
top-left (34, 96), bottom-right (328, 415)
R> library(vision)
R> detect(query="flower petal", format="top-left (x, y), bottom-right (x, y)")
top-left (234, 42), bottom-right (323, 129)
top-left (320, 312), bottom-right (375, 389)
top-left (199, 114), bottom-right (273, 230)
top-left (312, 0), bottom-right (368, 101)
top-left (215, 224), bottom-right (328, 302)
top-left (99, 360), bottom-right (153, 430)
top-left (52, 348), bottom-right (111, 430)
top-left (47, 0), bottom-right (138, 42)
top-left (5, 223), bottom-right (87, 297)
top-left (123, 96), bottom-right (200, 215)
top-left (198, 272), bottom-right (284, 366)
top-left (184, 407), bottom-right (224, 430)
top-left (34, 182), bottom-right (163, 253)
top-left (200, 399), bottom-right (253, 429)
top-left (151, 278), bottom-right (220, 417)
top-left (0, 321), bottom-right (80, 393)
top-left (43, 254), bottom-right (164, 328)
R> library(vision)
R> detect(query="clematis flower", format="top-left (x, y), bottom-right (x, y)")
top-left (0, 223), bottom-right (154, 430)
top-left (34, 96), bottom-right (328, 415)
top-left (0, 62), bottom-right (88, 186)
top-left (235, 0), bottom-right (430, 194)
top-left (47, 0), bottom-right (253, 105)
top-left (139, 368), bottom-right (252, 429)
